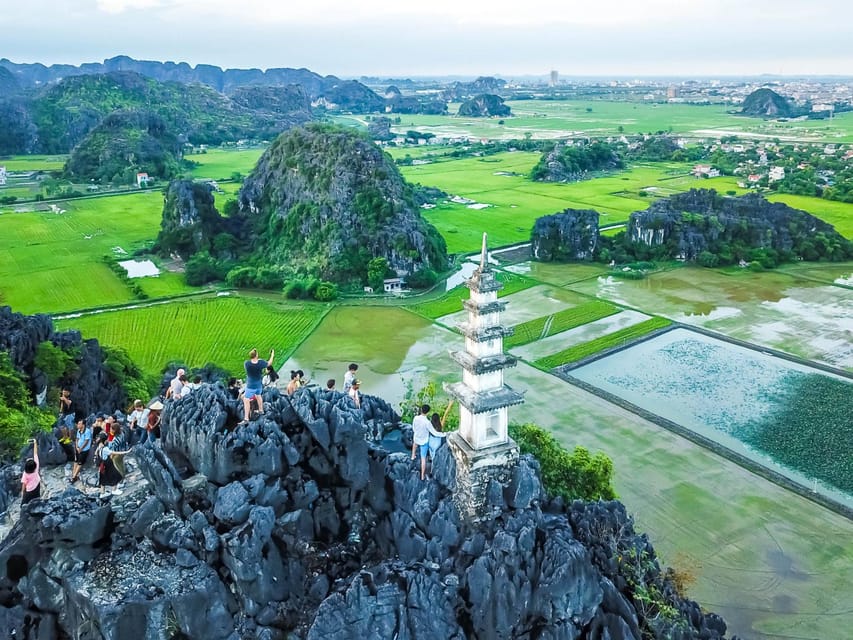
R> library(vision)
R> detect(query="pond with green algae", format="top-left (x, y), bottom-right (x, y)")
top-left (569, 328), bottom-right (853, 507)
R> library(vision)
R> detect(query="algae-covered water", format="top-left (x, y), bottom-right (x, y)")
top-left (571, 328), bottom-right (853, 506)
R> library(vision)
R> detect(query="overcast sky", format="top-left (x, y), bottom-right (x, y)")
top-left (2, 0), bottom-right (851, 78)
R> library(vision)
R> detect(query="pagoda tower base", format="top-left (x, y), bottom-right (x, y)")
top-left (447, 431), bottom-right (519, 523)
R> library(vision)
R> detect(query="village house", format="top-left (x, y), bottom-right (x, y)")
top-left (383, 277), bottom-right (404, 293)
top-left (692, 164), bottom-right (720, 178)
top-left (768, 166), bottom-right (786, 182)
top-left (136, 172), bottom-right (150, 188)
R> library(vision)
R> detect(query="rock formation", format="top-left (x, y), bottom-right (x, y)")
top-left (457, 93), bottom-right (511, 117)
top-left (237, 124), bottom-right (448, 283)
top-left (740, 88), bottom-right (798, 118)
top-left (0, 306), bottom-right (132, 421)
top-left (156, 180), bottom-right (228, 258)
top-left (531, 141), bottom-right (622, 183)
top-left (627, 189), bottom-right (852, 262)
top-left (0, 382), bottom-right (735, 639)
top-left (532, 209), bottom-right (600, 261)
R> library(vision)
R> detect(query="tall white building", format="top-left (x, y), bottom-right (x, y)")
top-left (549, 70), bottom-right (559, 87)
top-left (446, 233), bottom-right (524, 519)
top-left (0, 166), bottom-right (6, 186)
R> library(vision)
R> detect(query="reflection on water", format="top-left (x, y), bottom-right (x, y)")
top-left (571, 328), bottom-right (853, 507)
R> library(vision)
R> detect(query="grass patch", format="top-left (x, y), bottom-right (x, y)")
top-left (186, 148), bottom-right (265, 180)
top-left (55, 296), bottom-right (327, 377)
top-left (0, 155), bottom-right (68, 171)
top-left (767, 194), bottom-right (853, 239)
top-left (535, 317), bottom-right (672, 369)
top-left (407, 270), bottom-right (536, 320)
top-left (0, 191), bottom-right (168, 313)
top-left (505, 300), bottom-right (619, 349)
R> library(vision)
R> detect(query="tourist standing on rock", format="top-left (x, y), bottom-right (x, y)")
top-left (428, 400), bottom-right (454, 459)
top-left (242, 348), bottom-right (273, 424)
top-left (286, 369), bottom-right (304, 395)
top-left (58, 388), bottom-right (74, 429)
top-left (263, 365), bottom-right (280, 388)
top-left (227, 377), bottom-right (242, 400)
top-left (348, 379), bottom-right (362, 409)
top-left (412, 404), bottom-right (432, 480)
top-left (343, 364), bottom-right (358, 392)
top-left (167, 368), bottom-right (186, 399)
top-left (108, 424), bottom-right (129, 477)
top-left (127, 399), bottom-right (149, 445)
top-left (95, 433), bottom-right (131, 497)
top-left (21, 439), bottom-right (41, 506)
top-left (70, 419), bottom-right (92, 484)
top-left (146, 400), bottom-right (163, 442)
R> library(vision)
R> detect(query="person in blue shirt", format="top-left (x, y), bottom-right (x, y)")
top-left (242, 347), bottom-right (274, 424)
top-left (70, 418), bottom-right (92, 484)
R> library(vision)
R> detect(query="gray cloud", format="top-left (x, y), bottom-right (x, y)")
top-left (2, 0), bottom-right (851, 76)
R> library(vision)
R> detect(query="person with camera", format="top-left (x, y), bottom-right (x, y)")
top-left (21, 439), bottom-right (41, 506)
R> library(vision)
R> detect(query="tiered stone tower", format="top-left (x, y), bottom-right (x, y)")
top-left (445, 233), bottom-right (524, 520)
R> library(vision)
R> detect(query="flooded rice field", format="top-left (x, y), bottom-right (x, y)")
top-left (570, 328), bottom-right (853, 507)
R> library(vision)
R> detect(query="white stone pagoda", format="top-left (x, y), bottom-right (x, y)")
top-left (445, 233), bottom-right (524, 519)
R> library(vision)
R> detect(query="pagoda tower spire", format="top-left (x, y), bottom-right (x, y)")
top-left (445, 233), bottom-right (524, 520)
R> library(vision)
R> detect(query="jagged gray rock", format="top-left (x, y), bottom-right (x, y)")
top-left (532, 209), bottom-right (600, 262)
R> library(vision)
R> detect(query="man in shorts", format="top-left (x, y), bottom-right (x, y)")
top-left (242, 348), bottom-right (274, 424)
top-left (411, 404), bottom-right (433, 480)
top-left (70, 419), bottom-right (92, 484)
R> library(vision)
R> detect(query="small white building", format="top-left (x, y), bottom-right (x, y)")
top-left (383, 278), bottom-right (404, 293)
top-left (769, 166), bottom-right (786, 182)
top-left (136, 172), bottom-right (150, 187)
top-left (0, 166), bottom-right (6, 186)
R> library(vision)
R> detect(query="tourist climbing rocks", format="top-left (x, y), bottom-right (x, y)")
top-left (242, 348), bottom-right (274, 424)
top-left (348, 379), bottom-right (362, 409)
top-left (21, 439), bottom-right (41, 506)
top-left (58, 388), bottom-right (74, 429)
top-left (70, 418), bottom-right (92, 484)
top-left (227, 377), bottom-right (242, 400)
top-left (343, 363), bottom-right (358, 392)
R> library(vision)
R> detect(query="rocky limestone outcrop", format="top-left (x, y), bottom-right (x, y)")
top-left (627, 188), bottom-right (850, 261)
top-left (740, 88), bottom-right (797, 118)
top-left (238, 124), bottom-right (448, 282)
top-left (0, 382), bottom-right (735, 639)
top-left (457, 93), bottom-right (511, 117)
top-left (532, 209), bottom-right (600, 261)
top-left (0, 306), bottom-right (129, 419)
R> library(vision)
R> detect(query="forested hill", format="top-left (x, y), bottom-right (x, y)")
top-left (155, 124), bottom-right (447, 287)
top-left (0, 71), bottom-right (313, 154)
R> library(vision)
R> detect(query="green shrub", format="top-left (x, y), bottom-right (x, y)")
top-left (0, 352), bottom-right (53, 461)
top-left (313, 281), bottom-right (338, 301)
top-left (34, 341), bottom-right (78, 383)
top-left (509, 422), bottom-right (616, 501)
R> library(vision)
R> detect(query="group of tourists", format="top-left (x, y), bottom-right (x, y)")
top-left (19, 389), bottom-right (167, 504)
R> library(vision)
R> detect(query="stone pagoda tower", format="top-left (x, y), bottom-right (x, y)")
top-left (445, 233), bottom-right (524, 520)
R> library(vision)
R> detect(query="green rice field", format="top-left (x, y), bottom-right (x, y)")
top-left (0, 155), bottom-right (69, 171)
top-left (186, 148), bottom-right (265, 180)
top-left (768, 194), bottom-right (853, 238)
top-left (403, 154), bottom-right (714, 252)
top-left (56, 296), bottom-right (328, 376)
top-left (535, 316), bottom-right (673, 369)
top-left (386, 100), bottom-right (853, 143)
top-left (504, 299), bottom-right (619, 349)
top-left (0, 191), bottom-right (168, 313)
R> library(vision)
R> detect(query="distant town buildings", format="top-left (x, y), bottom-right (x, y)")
top-left (666, 85), bottom-right (679, 99)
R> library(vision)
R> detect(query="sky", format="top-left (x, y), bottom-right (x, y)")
top-left (2, 0), bottom-right (852, 78)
